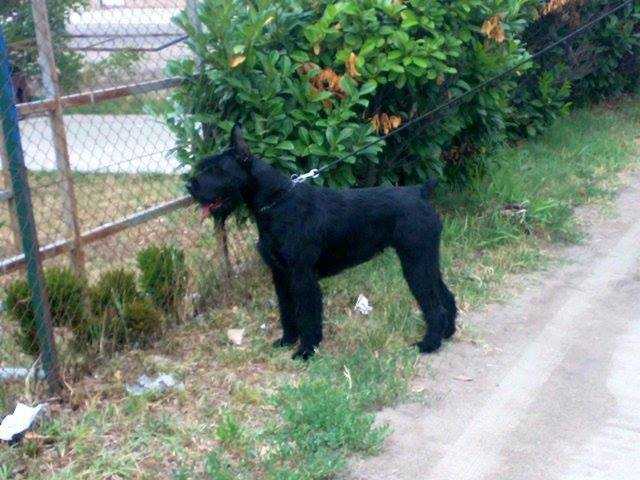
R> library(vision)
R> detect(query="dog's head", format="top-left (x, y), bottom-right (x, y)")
top-left (186, 125), bottom-right (252, 223)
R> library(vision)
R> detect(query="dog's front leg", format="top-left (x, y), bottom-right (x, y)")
top-left (271, 269), bottom-right (299, 348)
top-left (290, 269), bottom-right (323, 360)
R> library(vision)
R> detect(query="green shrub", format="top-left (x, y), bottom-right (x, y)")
top-left (164, 0), bottom-right (639, 187)
top-left (90, 268), bottom-right (140, 316)
top-left (105, 297), bottom-right (164, 349)
top-left (4, 268), bottom-right (86, 355)
top-left (4, 278), bottom-right (38, 356)
top-left (45, 267), bottom-right (85, 328)
top-left (137, 245), bottom-right (188, 316)
top-left (523, 1), bottom-right (640, 105)
top-left (87, 268), bottom-right (165, 350)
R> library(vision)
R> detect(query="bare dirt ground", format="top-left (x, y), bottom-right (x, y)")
top-left (348, 169), bottom-right (640, 480)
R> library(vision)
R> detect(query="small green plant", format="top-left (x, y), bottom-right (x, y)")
top-left (4, 278), bottom-right (37, 356)
top-left (137, 245), bottom-right (188, 317)
top-left (45, 267), bottom-right (86, 328)
top-left (4, 268), bottom-right (86, 356)
top-left (88, 268), bottom-right (164, 350)
top-left (104, 297), bottom-right (164, 349)
top-left (204, 450), bottom-right (236, 480)
top-left (215, 413), bottom-right (245, 449)
top-left (90, 268), bottom-right (140, 316)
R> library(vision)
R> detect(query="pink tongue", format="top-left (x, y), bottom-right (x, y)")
top-left (200, 205), bottom-right (212, 223)
top-left (199, 200), bottom-right (223, 223)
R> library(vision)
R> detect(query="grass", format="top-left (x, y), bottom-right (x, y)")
top-left (0, 97), bottom-right (639, 479)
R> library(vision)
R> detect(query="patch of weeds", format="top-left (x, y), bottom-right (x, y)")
top-left (230, 382), bottom-right (264, 406)
top-left (0, 463), bottom-right (13, 480)
top-left (261, 349), bottom-right (415, 479)
top-left (197, 348), bottom-right (415, 479)
top-left (216, 412), bottom-right (246, 450)
top-left (205, 449), bottom-right (237, 480)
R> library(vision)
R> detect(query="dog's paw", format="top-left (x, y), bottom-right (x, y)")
top-left (273, 336), bottom-right (298, 348)
top-left (414, 337), bottom-right (442, 354)
top-left (292, 346), bottom-right (315, 361)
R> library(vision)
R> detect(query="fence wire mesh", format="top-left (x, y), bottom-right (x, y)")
top-left (1, 0), bottom-right (258, 390)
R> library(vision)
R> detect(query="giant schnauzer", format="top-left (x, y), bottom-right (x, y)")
top-left (187, 126), bottom-right (457, 359)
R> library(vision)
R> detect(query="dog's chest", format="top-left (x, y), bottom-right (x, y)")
top-left (256, 235), bottom-right (287, 270)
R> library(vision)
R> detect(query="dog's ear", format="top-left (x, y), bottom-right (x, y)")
top-left (230, 124), bottom-right (251, 165)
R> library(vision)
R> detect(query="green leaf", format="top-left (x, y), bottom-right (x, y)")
top-left (291, 50), bottom-right (310, 63)
top-left (412, 57), bottom-right (429, 68)
top-left (277, 141), bottom-right (296, 151)
top-left (359, 80), bottom-right (377, 96)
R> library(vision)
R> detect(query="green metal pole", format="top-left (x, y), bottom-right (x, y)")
top-left (0, 26), bottom-right (62, 393)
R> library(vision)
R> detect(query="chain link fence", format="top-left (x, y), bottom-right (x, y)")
top-left (1, 0), bottom-right (257, 391)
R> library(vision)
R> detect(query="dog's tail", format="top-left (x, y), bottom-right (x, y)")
top-left (421, 178), bottom-right (438, 198)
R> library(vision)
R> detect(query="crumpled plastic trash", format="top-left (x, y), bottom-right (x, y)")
top-left (0, 367), bottom-right (46, 383)
top-left (354, 294), bottom-right (373, 315)
top-left (0, 403), bottom-right (46, 443)
top-left (125, 374), bottom-right (184, 396)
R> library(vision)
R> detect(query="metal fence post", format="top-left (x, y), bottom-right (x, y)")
top-left (0, 27), bottom-right (63, 393)
top-left (31, 0), bottom-right (86, 278)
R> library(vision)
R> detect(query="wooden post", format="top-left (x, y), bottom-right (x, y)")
top-left (31, 0), bottom-right (85, 277)
top-left (0, 127), bottom-right (22, 253)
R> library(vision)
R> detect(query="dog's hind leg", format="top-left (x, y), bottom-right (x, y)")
top-left (289, 269), bottom-right (323, 360)
top-left (397, 249), bottom-right (447, 353)
top-left (271, 269), bottom-right (299, 348)
top-left (439, 278), bottom-right (457, 339)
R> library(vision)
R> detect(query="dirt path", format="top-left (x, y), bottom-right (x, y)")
top-left (348, 170), bottom-right (640, 480)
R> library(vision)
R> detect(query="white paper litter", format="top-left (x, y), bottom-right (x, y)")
top-left (354, 294), bottom-right (373, 315)
top-left (227, 328), bottom-right (245, 346)
top-left (0, 403), bottom-right (45, 442)
top-left (125, 374), bottom-right (184, 396)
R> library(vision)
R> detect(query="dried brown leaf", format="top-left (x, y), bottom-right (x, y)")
top-left (346, 52), bottom-right (360, 77)
top-left (371, 113), bottom-right (402, 134)
top-left (481, 15), bottom-right (506, 43)
top-left (310, 68), bottom-right (346, 99)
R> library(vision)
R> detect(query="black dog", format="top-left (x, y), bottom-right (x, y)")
top-left (187, 126), bottom-right (457, 359)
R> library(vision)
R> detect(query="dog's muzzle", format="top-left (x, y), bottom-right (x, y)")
top-left (186, 179), bottom-right (225, 222)
top-left (199, 199), bottom-right (224, 222)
